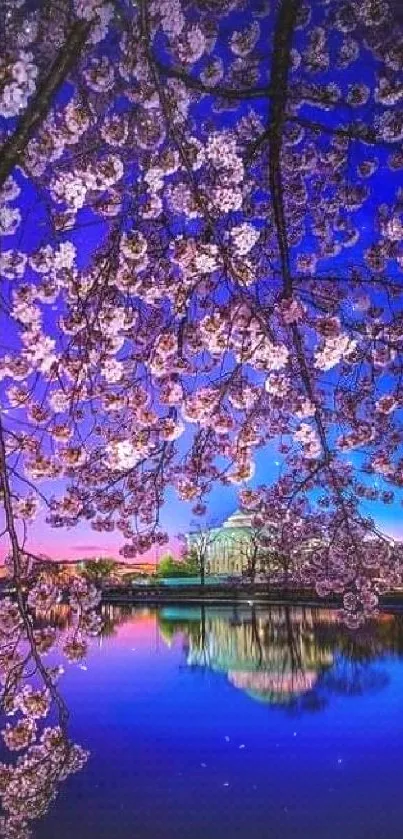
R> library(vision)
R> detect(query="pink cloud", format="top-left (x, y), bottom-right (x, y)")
top-left (70, 544), bottom-right (111, 553)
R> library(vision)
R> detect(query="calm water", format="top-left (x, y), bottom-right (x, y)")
top-left (6, 605), bottom-right (403, 838)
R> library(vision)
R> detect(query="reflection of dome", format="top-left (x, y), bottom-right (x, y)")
top-left (157, 606), bottom-right (401, 709)
top-left (228, 669), bottom-right (318, 703)
top-left (185, 609), bottom-right (334, 705)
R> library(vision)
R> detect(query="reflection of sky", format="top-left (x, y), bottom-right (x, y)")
top-left (33, 607), bottom-right (403, 839)
top-left (2, 5), bottom-right (403, 562)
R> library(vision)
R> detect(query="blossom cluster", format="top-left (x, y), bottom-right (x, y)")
top-left (0, 51), bottom-right (38, 118)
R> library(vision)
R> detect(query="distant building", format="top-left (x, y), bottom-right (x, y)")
top-left (186, 510), bottom-right (269, 577)
top-left (60, 559), bottom-right (156, 580)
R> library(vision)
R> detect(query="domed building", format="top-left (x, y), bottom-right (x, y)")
top-left (187, 510), bottom-right (270, 577)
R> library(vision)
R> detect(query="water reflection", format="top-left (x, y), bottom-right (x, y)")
top-left (3, 601), bottom-right (403, 838)
top-left (153, 604), bottom-right (403, 709)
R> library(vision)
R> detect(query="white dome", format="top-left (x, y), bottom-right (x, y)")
top-left (222, 510), bottom-right (253, 530)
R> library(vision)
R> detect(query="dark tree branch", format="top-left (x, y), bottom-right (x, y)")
top-left (155, 58), bottom-right (271, 100)
top-left (267, 0), bottom-right (333, 463)
top-left (267, 0), bottom-right (299, 294)
top-left (0, 19), bottom-right (91, 190)
top-left (292, 115), bottom-right (379, 145)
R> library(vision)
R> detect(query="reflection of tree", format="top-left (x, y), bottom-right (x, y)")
top-left (320, 659), bottom-right (389, 697)
top-left (308, 614), bottom-right (403, 702)
top-left (314, 613), bottom-right (403, 663)
top-left (158, 607), bottom-right (210, 663)
top-left (156, 606), bottom-right (402, 711)
top-left (100, 603), bottom-right (134, 639)
top-left (33, 604), bottom-right (73, 631)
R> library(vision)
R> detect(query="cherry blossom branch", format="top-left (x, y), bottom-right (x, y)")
top-left (263, 0), bottom-right (377, 564)
top-left (0, 414), bottom-right (69, 726)
top-left (137, 0), bottom-right (280, 354)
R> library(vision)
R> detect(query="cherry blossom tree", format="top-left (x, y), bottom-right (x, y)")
top-left (1, 0), bottom-right (403, 625)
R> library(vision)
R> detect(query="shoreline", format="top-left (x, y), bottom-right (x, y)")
top-left (2, 578), bottom-right (403, 611)
top-left (100, 584), bottom-right (403, 611)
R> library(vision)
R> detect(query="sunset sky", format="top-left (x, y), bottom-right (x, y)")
top-left (3, 444), bottom-right (402, 563)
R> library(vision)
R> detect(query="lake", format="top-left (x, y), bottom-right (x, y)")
top-left (3, 604), bottom-right (403, 839)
